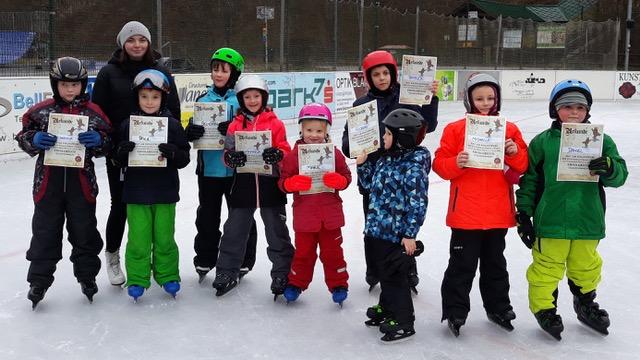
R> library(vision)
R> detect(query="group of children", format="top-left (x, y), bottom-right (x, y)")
top-left (16, 35), bottom-right (628, 343)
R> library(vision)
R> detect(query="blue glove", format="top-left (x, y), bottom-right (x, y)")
top-left (33, 132), bottom-right (57, 150)
top-left (78, 130), bottom-right (102, 148)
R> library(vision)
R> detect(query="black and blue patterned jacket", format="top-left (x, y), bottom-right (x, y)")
top-left (357, 147), bottom-right (431, 243)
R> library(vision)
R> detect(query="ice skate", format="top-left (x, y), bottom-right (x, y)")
top-left (365, 304), bottom-right (390, 327)
top-left (447, 317), bottom-right (466, 337)
top-left (195, 266), bottom-right (211, 284)
top-left (331, 287), bottom-right (348, 307)
top-left (573, 291), bottom-right (610, 335)
top-left (27, 285), bottom-right (47, 310)
top-left (366, 275), bottom-right (379, 292)
top-left (127, 285), bottom-right (144, 303)
top-left (163, 281), bottom-right (180, 298)
top-left (379, 320), bottom-right (415, 343)
top-left (535, 308), bottom-right (564, 341)
top-left (239, 267), bottom-right (250, 280)
top-left (105, 250), bottom-right (125, 286)
top-left (283, 285), bottom-right (301, 303)
top-left (408, 273), bottom-right (419, 295)
top-left (487, 309), bottom-right (516, 331)
top-left (212, 273), bottom-right (238, 297)
top-left (270, 277), bottom-right (288, 301)
top-left (80, 280), bottom-right (98, 303)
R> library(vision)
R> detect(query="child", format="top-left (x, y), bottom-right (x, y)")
top-left (515, 79), bottom-right (628, 340)
top-left (356, 108), bottom-right (430, 342)
top-left (15, 57), bottom-right (112, 308)
top-left (184, 47), bottom-right (257, 282)
top-left (341, 50), bottom-right (439, 291)
top-left (114, 69), bottom-right (190, 301)
top-left (433, 73), bottom-right (528, 336)
top-left (277, 103), bottom-right (351, 305)
top-left (212, 74), bottom-right (294, 298)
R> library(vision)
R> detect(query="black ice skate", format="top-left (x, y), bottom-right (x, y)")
top-left (535, 308), bottom-right (564, 341)
top-left (573, 291), bottom-right (610, 335)
top-left (212, 273), bottom-right (238, 297)
top-left (239, 267), bottom-right (250, 280)
top-left (379, 320), bottom-right (416, 343)
top-left (27, 285), bottom-right (47, 310)
top-left (366, 275), bottom-right (379, 292)
top-left (408, 273), bottom-right (419, 295)
top-left (446, 317), bottom-right (466, 337)
top-left (195, 266), bottom-right (211, 284)
top-left (270, 277), bottom-right (288, 301)
top-left (80, 280), bottom-right (98, 303)
top-left (487, 309), bottom-right (516, 331)
top-left (365, 304), bottom-right (390, 327)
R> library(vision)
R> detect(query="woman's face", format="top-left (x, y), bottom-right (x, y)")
top-left (370, 65), bottom-right (391, 91)
top-left (124, 35), bottom-right (149, 61)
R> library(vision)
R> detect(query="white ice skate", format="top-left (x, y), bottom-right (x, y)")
top-left (105, 250), bottom-right (126, 286)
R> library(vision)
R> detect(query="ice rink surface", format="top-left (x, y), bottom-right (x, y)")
top-left (0, 100), bottom-right (638, 359)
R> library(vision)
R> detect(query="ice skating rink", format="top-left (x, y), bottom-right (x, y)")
top-left (0, 100), bottom-right (638, 359)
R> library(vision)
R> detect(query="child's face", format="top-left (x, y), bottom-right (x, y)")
top-left (124, 35), bottom-right (149, 61)
top-left (470, 85), bottom-right (496, 115)
top-left (57, 81), bottom-right (82, 103)
top-left (383, 127), bottom-right (393, 150)
top-left (301, 119), bottom-right (328, 144)
top-left (211, 62), bottom-right (232, 89)
top-left (557, 104), bottom-right (588, 123)
top-left (370, 65), bottom-right (391, 91)
top-left (242, 89), bottom-right (263, 113)
top-left (138, 88), bottom-right (162, 114)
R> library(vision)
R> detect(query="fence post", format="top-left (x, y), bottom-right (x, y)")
top-left (48, 0), bottom-right (55, 62)
top-left (280, 0), bottom-right (285, 71)
top-left (414, 5), bottom-right (420, 54)
top-left (358, 0), bottom-right (363, 66)
top-left (334, 0), bottom-right (338, 70)
top-left (495, 14), bottom-right (502, 69)
top-left (625, 0), bottom-right (633, 70)
top-left (156, 0), bottom-right (162, 53)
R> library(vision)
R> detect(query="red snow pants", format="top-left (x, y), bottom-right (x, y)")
top-left (287, 226), bottom-right (349, 291)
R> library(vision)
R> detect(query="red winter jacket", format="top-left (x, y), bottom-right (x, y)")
top-left (278, 140), bottom-right (352, 232)
top-left (432, 117), bottom-right (528, 229)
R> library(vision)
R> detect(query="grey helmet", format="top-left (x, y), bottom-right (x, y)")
top-left (234, 74), bottom-right (269, 109)
top-left (463, 73), bottom-right (501, 114)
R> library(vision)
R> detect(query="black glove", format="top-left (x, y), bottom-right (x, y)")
top-left (515, 211), bottom-right (535, 249)
top-left (116, 141), bottom-right (135, 157)
top-left (262, 147), bottom-right (283, 165)
top-left (158, 143), bottom-right (178, 159)
top-left (224, 150), bottom-right (247, 168)
top-left (588, 156), bottom-right (614, 177)
top-left (185, 123), bottom-right (205, 141)
top-left (217, 120), bottom-right (232, 136)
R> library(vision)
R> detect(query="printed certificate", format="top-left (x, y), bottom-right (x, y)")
top-left (298, 143), bottom-right (335, 195)
top-left (463, 114), bottom-right (506, 170)
top-left (235, 130), bottom-right (272, 174)
top-left (347, 100), bottom-right (380, 158)
top-left (557, 123), bottom-right (604, 182)
top-left (193, 102), bottom-right (227, 150)
top-left (128, 115), bottom-right (168, 167)
top-left (43, 113), bottom-right (87, 168)
top-left (399, 55), bottom-right (438, 105)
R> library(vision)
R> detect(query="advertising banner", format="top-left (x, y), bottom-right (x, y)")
top-left (614, 72), bottom-right (640, 100)
top-left (501, 71), bottom-right (555, 100)
top-left (435, 70), bottom-right (456, 101)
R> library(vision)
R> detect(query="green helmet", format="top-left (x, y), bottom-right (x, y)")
top-left (211, 47), bottom-right (244, 72)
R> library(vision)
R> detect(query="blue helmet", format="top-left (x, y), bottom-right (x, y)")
top-left (549, 79), bottom-right (592, 119)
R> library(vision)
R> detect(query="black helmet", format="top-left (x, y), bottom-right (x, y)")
top-left (50, 57), bottom-right (89, 100)
top-left (382, 108), bottom-right (424, 150)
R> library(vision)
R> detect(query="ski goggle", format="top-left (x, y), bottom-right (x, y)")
top-left (133, 69), bottom-right (170, 93)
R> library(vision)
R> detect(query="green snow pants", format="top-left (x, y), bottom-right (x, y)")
top-left (527, 237), bottom-right (602, 314)
top-left (125, 203), bottom-right (180, 288)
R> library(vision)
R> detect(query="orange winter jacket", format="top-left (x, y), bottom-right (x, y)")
top-left (433, 117), bottom-right (528, 230)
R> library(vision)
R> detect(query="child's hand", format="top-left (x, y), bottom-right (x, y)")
top-left (224, 150), bottom-right (247, 168)
top-left (158, 143), bottom-right (178, 160)
top-left (430, 80), bottom-right (440, 96)
top-left (456, 151), bottom-right (469, 168)
top-left (185, 122), bottom-right (204, 141)
top-left (217, 120), bottom-right (232, 136)
top-left (401, 238), bottom-right (417, 256)
top-left (323, 172), bottom-right (348, 190)
top-left (505, 139), bottom-right (518, 156)
top-left (262, 147), bottom-right (284, 164)
top-left (33, 131), bottom-right (57, 150)
top-left (78, 130), bottom-right (102, 148)
top-left (284, 175), bottom-right (312, 192)
top-left (356, 151), bottom-right (368, 165)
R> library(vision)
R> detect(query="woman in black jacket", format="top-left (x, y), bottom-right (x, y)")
top-left (92, 20), bottom-right (181, 286)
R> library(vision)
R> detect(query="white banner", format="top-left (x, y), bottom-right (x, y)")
top-left (556, 71), bottom-right (615, 100)
top-left (614, 72), bottom-right (640, 100)
top-left (501, 71), bottom-right (556, 100)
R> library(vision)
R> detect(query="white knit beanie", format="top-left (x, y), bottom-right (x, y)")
top-left (116, 21), bottom-right (151, 48)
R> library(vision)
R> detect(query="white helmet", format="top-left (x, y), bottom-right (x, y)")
top-left (234, 74), bottom-right (269, 110)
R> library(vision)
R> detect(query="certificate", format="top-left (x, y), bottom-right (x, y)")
top-left (298, 143), bottom-right (335, 195)
top-left (128, 115), bottom-right (168, 167)
top-left (399, 55), bottom-right (437, 105)
top-left (347, 100), bottom-right (380, 158)
top-left (235, 130), bottom-right (272, 174)
top-left (43, 113), bottom-right (87, 168)
top-left (463, 114), bottom-right (506, 170)
top-left (193, 102), bottom-right (227, 150)
top-left (557, 123), bottom-right (604, 182)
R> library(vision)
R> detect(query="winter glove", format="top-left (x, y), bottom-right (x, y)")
top-left (322, 172), bottom-right (348, 190)
top-left (283, 175), bottom-right (312, 192)
top-left (185, 122), bottom-right (205, 141)
top-left (116, 140), bottom-right (135, 158)
top-left (224, 150), bottom-right (247, 168)
top-left (503, 164), bottom-right (522, 185)
top-left (217, 120), bottom-right (232, 136)
top-left (588, 156), bottom-right (614, 177)
top-left (159, 143), bottom-right (189, 168)
top-left (515, 211), bottom-right (535, 249)
top-left (33, 131), bottom-right (57, 150)
top-left (78, 130), bottom-right (102, 148)
top-left (262, 147), bottom-right (284, 165)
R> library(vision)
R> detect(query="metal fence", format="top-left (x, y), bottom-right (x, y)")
top-left (0, 0), bottom-right (621, 76)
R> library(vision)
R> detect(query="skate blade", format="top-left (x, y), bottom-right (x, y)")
top-left (368, 284), bottom-right (378, 292)
top-left (379, 332), bottom-right (415, 344)
top-left (197, 275), bottom-right (206, 284)
top-left (410, 286), bottom-right (418, 295)
top-left (541, 329), bottom-right (562, 341)
top-left (448, 323), bottom-right (461, 337)
top-left (577, 318), bottom-right (609, 336)
top-left (488, 317), bottom-right (514, 332)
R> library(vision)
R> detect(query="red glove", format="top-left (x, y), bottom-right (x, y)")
top-left (284, 175), bottom-right (312, 192)
top-left (503, 165), bottom-right (522, 185)
top-left (322, 172), bottom-right (348, 190)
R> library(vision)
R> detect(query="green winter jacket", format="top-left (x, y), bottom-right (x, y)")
top-left (516, 121), bottom-right (628, 240)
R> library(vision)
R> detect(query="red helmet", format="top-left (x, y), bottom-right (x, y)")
top-left (362, 50), bottom-right (398, 77)
top-left (298, 103), bottom-right (332, 126)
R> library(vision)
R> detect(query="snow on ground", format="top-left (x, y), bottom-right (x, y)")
top-left (0, 100), bottom-right (638, 359)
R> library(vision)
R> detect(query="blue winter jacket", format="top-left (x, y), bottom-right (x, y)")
top-left (194, 86), bottom-right (239, 177)
top-left (357, 146), bottom-right (431, 243)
